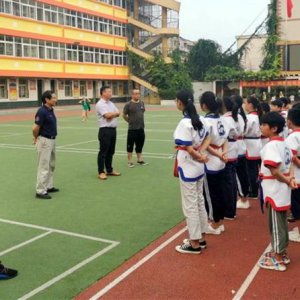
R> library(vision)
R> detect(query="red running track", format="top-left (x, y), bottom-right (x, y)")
top-left (76, 199), bottom-right (300, 300)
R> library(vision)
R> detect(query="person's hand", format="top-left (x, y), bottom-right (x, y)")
top-left (197, 153), bottom-right (208, 163)
top-left (33, 137), bottom-right (37, 145)
top-left (288, 177), bottom-right (297, 189)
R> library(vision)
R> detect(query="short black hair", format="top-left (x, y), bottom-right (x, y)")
top-left (261, 111), bottom-right (285, 134)
top-left (279, 97), bottom-right (291, 108)
top-left (270, 99), bottom-right (283, 108)
top-left (100, 85), bottom-right (111, 95)
top-left (261, 102), bottom-right (270, 113)
top-left (41, 90), bottom-right (54, 104)
top-left (288, 108), bottom-right (300, 126)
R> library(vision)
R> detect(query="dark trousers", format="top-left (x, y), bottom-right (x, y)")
top-left (246, 159), bottom-right (261, 197)
top-left (204, 171), bottom-right (226, 223)
top-left (291, 188), bottom-right (300, 219)
top-left (236, 156), bottom-right (250, 197)
top-left (127, 129), bottom-right (145, 153)
top-left (97, 127), bottom-right (116, 174)
top-left (224, 162), bottom-right (238, 218)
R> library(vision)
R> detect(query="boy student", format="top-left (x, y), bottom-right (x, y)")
top-left (258, 112), bottom-right (297, 272)
top-left (286, 108), bottom-right (300, 227)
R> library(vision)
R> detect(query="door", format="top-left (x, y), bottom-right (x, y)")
top-left (37, 79), bottom-right (43, 106)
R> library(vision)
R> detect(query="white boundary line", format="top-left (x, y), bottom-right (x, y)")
top-left (0, 231), bottom-right (52, 256)
top-left (89, 226), bottom-right (187, 300)
top-left (232, 243), bottom-right (272, 300)
top-left (57, 140), bottom-right (98, 149)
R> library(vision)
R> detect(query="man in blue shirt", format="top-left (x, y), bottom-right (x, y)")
top-left (32, 90), bottom-right (59, 199)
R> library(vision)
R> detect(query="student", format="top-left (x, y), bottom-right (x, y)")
top-left (258, 112), bottom-right (296, 271)
top-left (270, 99), bottom-right (283, 112)
top-left (232, 95), bottom-right (250, 209)
top-left (174, 90), bottom-right (211, 254)
top-left (200, 91), bottom-right (228, 234)
top-left (123, 89), bottom-right (148, 167)
top-left (260, 101), bottom-right (271, 147)
top-left (0, 261), bottom-right (18, 280)
top-left (222, 96), bottom-right (240, 219)
top-left (79, 97), bottom-right (91, 122)
top-left (280, 97), bottom-right (291, 138)
top-left (244, 96), bottom-right (262, 198)
top-left (286, 108), bottom-right (300, 223)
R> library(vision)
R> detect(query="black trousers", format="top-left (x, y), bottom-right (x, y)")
top-left (127, 128), bottom-right (145, 153)
top-left (236, 156), bottom-right (250, 197)
top-left (246, 159), bottom-right (261, 197)
top-left (97, 127), bottom-right (116, 174)
top-left (204, 171), bottom-right (226, 223)
top-left (291, 188), bottom-right (300, 219)
top-left (224, 162), bottom-right (238, 218)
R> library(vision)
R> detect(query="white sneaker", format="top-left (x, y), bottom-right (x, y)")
top-left (218, 224), bottom-right (225, 232)
top-left (206, 224), bottom-right (221, 235)
top-left (128, 162), bottom-right (135, 168)
top-left (289, 227), bottom-right (300, 242)
top-left (237, 199), bottom-right (250, 209)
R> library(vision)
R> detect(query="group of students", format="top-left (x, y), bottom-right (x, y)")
top-left (174, 90), bottom-right (300, 272)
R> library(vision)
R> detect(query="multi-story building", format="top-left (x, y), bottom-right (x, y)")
top-left (0, 0), bottom-right (180, 107)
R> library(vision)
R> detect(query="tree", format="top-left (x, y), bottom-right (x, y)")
top-left (187, 39), bottom-right (222, 81)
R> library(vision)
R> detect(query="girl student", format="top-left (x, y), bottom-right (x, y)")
top-left (231, 95), bottom-right (251, 209)
top-left (243, 95), bottom-right (263, 198)
top-left (79, 97), bottom-right (91, 121)
top-left (222, 96), bottom-right (241, 219)
top-left (174, 90), bottom-right (212, 254)
top-left (200, 91), bottom-right (229, 234)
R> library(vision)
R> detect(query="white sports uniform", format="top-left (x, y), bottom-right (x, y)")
top-left (280, 110), bottom-right (289, 139)
top-left (260, 137), bottom-right (292, 210)
top-left (223, 112), bottom-right (241, 162)
top-left (174, 115), bottom-right (209, 239)
top-left (244, 112), bottom-right (262, 160)
top-left (204, 114), bottom-right (228, 173)
top-left (237, 114), bottom-right (246, 157)
top-left (286, 130), bottom-right (300, 187)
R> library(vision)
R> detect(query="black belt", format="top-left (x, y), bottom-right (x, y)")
top-left (100, 127), bottom-right (116, 130)
top-left (40, 134), bottom-right (56, 140)
top-left (244, 136), bottom-right (260, 140)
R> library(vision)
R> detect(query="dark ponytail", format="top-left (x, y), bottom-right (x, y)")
top-left (247, 95), bottom-right (263, 122)
top-left (231, 95), bottom-right (247, 130)
top-left (200, 91), bottom-right (220, 116)
top-left (223, 96), bottom-right (238, 122)
top-left (176, 90), bottom-right (203, 131)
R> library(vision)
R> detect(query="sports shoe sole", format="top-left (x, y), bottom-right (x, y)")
top-left (175, 245), bottom-right (201, 254)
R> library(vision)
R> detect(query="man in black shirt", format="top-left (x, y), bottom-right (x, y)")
top-left (32, 90), bottom-right (59, 199)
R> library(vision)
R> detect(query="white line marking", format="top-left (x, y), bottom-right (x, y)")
top-left (57, 139), bottom-right (98, 149)
top-left (232, 243), bottom-right (272, 300)
top-left (0, 218), bottom-right (118, 244)
top-left (0, 231), bottom-right (52, 256)
top-left (19, 242), bottom-right (119, 300)
top-left (89, 226), bottom-right (187, 300)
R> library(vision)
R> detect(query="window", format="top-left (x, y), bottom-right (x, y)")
top-left (0, 79), bottom-right (8, 99)
top-left (65, 80), bottom-right (73, 97)
top-left (19, 79), bottom-right (29, 98)
top-left (0, 0), bottom-right (12, 13)
top-left (79, 81), bottom-right (87, 96)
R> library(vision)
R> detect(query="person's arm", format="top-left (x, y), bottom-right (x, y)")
top-left (266, 165), bottom-right (296, 188)
top-left (186, 145), bottom-right (208, 163)
top-left (293, 156), bottom-right (300, 168)
top-left (104, 111), bottom-right (120, 120)
top-left (123, 113), bottom-right (129, 122)
top-left (32, 124), bottom-right (40, 145)
top-left (198, 135), bottom-right (211, 152)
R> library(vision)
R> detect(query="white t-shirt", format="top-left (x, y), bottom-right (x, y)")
top-left (285, 130), bottom-right (300, 187)
top-left (95, 98), bottom-right (119, 128)
top-left (260, 137), bottom-right (292, 210)
top-left (280, 110), bottom-right (289, 139)
top-left (174, 116), bottom-right (209, 182)
top-left (244, 112), bottom-right (262, 159)
top-left (204, 114), bottom-right (228, 173)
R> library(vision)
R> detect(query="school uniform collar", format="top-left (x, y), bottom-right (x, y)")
top-left (224, 112), bottom-right (232, 117)
top-left (248, 111), bottom-right (258, 115)
top-left (205, 112), bottom-right (219, 118)
top-left (269, 136), bottom-right (284, 142)
top-left (292, 129), bottom-right (300, 133)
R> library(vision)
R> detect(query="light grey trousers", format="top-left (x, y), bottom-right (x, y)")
top-left (36, 136), bottom-right (56, 194)
top-left (179, 178), bottom-right (208, 240)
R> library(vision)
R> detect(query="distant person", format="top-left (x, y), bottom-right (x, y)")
top-left (123, 89), bottom-right (148, 167)
top-left (96, 86), bottom-right (121, 180)
top-left (0, 261), bottom-right (18, 280)
top-left (32, 90), bottom-right (59, 200)
top-left (79, 97), bottom-right (91, 121)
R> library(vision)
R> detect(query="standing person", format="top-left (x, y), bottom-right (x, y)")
top-left (258, 112), bottom-right (296, 271)
top-left (222, 96), bottom-right (240, 219)
top-left (200, 91), bottom-right (228, 234)
top-left (79, 97), bottom-right (91, 122)
top-left (0, 261), bottom-right (18, 280)
top-left (260, 101), bottom-right (271, 147)
top-left (32, 90), bottom-right (59, 200)
top-left (232, 95), bottom-right (251, 209)
top-left (123, 89), bottom-right (148, 168)
top-left (244, 96), bottom-right (262, 198)
top-left (96, 86), bottom-right (121, 180)
top-left (174, 90), bottom-right (211, 254)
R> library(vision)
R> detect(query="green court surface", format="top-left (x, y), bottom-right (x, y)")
top-left (0, 107), bottom-right (183, 299)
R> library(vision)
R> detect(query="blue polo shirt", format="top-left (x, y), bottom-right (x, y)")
top-left (35, 105), bottom-right (57, 138)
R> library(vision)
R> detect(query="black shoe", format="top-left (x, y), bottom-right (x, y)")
top-left (0, 262), bottom-right (18, 280)
top-left (36, 193), bottom-right (52, 199)
top-left (47, 187), bottom-right (59, 193)
top-left (288, 214), bottom-right (297, 223)
top-left (175, 242), bottom-right (201, 254)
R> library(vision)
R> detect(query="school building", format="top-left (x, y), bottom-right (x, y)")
top-left (0, 0), bottom-right (180, 108)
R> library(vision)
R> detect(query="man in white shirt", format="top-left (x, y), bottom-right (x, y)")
top-left (95, 86), bottom-right (121, 180)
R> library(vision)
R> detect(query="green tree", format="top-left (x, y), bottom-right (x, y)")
top-left (187, 39), bottom-right (222, 81)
